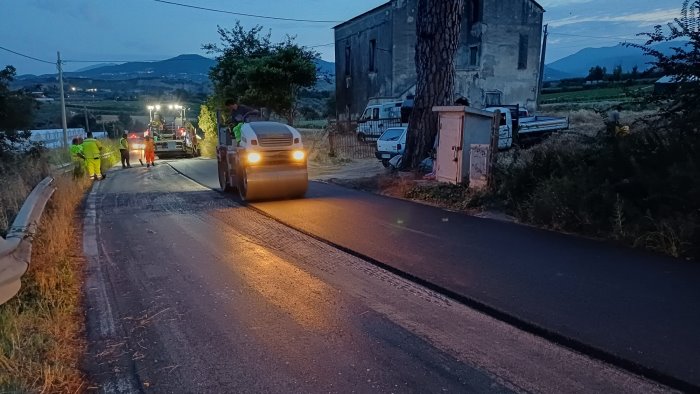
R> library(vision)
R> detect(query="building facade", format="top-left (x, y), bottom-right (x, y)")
top-left (334, 0), bottom-right (545, 120)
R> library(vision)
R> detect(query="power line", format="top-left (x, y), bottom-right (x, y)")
top-left (0, 45), bottom-right (54, 64)
top-left (63, 57), bottom-right (210, 63)
top-left (152, 0), bottom-right (342, 23)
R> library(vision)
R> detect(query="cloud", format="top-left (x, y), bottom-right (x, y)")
top-left (537, 0), bottom-right (594, 7)
top-left (28, 0), bottom-right (107, 24)
top-left (548, 8), bottom-right (680, 27)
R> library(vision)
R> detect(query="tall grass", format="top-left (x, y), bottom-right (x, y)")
top-left (0, 174), bottom-right (90, 392)
top-left (494, 125), bottom-right (700, 259)
top-left (0, 157), bottom-right (50, 237)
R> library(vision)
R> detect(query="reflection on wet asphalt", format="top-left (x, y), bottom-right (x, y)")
top-left (82, 163), bottom-right (672, 394)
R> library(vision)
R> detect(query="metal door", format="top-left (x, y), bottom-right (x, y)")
top-left (436, 113), bottom-right (464, 184)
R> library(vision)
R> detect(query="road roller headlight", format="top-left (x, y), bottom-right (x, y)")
top-left (247, 151), bottom-right (262, 164)
top-left (292, 150), bottom-right (305, 161)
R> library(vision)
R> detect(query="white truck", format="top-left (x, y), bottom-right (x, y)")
top-left (356, 101), bottom-right (405, 141)
top-left (485, 105), bottom-right (569, 149)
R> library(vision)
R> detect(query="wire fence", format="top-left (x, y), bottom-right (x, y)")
top-left (325, 120), bottom-right (375, 159)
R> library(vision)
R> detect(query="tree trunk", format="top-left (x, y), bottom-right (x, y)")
top-left (405, 0), bottom-right (465, 169)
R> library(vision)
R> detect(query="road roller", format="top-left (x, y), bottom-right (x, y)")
top-left (216, 115), bottom-right (308, 201)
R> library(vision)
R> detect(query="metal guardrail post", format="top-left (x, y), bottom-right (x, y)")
top-left (0, 177), bottom-right (56, 305)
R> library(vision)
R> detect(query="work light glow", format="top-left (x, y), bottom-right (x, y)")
top-left (247, 152), bottom-right (262, 164)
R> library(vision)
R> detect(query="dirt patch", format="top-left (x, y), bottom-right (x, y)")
top-left (329, 172), bottom-right (513, 222)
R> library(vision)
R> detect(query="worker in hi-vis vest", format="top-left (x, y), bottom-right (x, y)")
top-left (119, 132), bottom-right (131, 169)
top-left (81, 132), bottom-right (105, 180)
top-left (70, 137), bottom-right (85, 177)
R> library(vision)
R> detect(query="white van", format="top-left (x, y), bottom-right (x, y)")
top-left (356, 102), bottom-right (403, 141)
top-left (375, 126), bottom-right (407, 167)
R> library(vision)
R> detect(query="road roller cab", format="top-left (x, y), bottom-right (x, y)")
top-left (217, 120), bottom-right (308, 201)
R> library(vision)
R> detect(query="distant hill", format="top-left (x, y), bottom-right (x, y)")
top-left (544, 66), bottom-right (574, 82)
top-left (315, 59), bottom-right (335, 75)
top-left (546, 41), bottom-right (684, 78)
top-left (16, 54), bottom-right (336, 92)
top-left (73, 63), bottom-right (119, 72)
top-left (67, 54), bottom-right (216, 81)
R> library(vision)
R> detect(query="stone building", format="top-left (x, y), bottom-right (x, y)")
top-left (334, 0), bottom-right (545, 119)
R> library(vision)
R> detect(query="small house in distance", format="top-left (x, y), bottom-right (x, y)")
top-left (334, 0), bottom-right (545, 120)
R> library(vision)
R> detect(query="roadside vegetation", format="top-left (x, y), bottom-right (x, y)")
top-left (334, 2), bottom-right (699, 260)
top-left (1, 63), bottom-right (116, 391)
top-left (493, 3), bottom-right (700, 259)
top-left (0, 175), bottom-right (89, 392)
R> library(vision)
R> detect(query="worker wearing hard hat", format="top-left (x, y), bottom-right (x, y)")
top-left (81, 132), bottom-right (105, 180)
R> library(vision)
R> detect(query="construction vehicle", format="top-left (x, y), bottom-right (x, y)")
top-left (149, 118), bottom-right (200, 158)
top-left (216, 111), bottom-right (308, 201)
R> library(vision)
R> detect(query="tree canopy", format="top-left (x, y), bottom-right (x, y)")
top-left (0, 66), bottom-right (36, 157)
top-left (628, 0), bottom-right (700, 132)
top-left (204, 22), bottom-right (318, 123)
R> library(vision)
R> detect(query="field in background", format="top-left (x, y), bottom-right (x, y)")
top-left (540, 84), bottom-right (654, 105)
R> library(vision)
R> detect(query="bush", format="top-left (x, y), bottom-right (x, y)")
top-left (494, 129), bottom-right (700, 258)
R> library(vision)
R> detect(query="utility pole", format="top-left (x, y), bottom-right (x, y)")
top-left (536, 24), bottom-right (548, 109)
top-left (57, 51), bottom-right (68, 148)
top-left (84, 106), bottom-right (90, 134)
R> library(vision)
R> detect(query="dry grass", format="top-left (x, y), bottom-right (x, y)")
top-left (0, 159), bottom-right (50, 237)
top-left (0, 173), bottom-right (90, 393)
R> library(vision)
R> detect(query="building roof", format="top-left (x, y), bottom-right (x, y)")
top-left (333, 2), bottom-right (392, 30)
top-left (334, 0), bottom-right (545, 30)
top-left (656, 75), bottom-right (698, 84)
top-left (530, 0), bottom-right (545, 11)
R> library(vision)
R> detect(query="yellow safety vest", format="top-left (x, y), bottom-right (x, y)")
top-left (82, 138), bottom-right (102, 159)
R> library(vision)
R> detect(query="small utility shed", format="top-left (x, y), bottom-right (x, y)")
top-left (433, 106), bottom-right (497, 188)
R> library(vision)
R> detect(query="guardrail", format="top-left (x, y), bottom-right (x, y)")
top-left (0, 177), bottom-right (56, 305)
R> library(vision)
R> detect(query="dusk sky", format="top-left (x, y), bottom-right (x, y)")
top-left (0, 0), bottom-right (683, 75)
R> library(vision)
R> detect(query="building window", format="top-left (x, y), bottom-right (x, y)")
top-left (485, 91), bottom-right (502, 106)
top-left (518, 34), bottom-right (528, 70)
top-left (369, 39), bottom-right (377, 72)
top-left (469, 46), bottom-right (479, 67)
top-left (468, 0), bottom-right (481, 24)
top-left (345, 45), bottom-right (351, 76)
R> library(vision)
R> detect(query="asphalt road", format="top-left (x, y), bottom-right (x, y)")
top-left (168, 158), bottom-right (700, 391)
top-left (82, 162), bottom-right (671, 393)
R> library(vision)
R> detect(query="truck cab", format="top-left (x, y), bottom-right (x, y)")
top-left (356, 102), bottom-right (403, 141)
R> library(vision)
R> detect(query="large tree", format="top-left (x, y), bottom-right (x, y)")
top-left (204, 23), bottom-right (317, 123)
top-left (405, 0), bottom-right (465, 168)
top-left (204, 23), bottom-right (273, 102)
top-left (0, 65), bottom-right (35, 157)
top-left (241, 39), bottom-right (317, 124)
